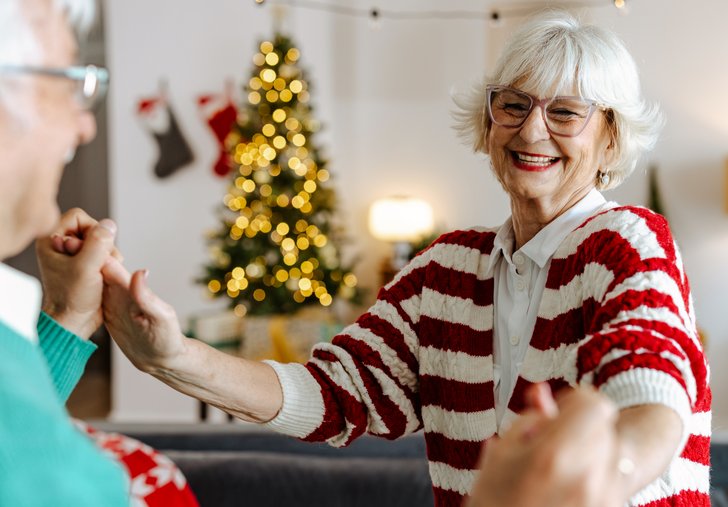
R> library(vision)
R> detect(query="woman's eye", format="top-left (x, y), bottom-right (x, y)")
top-left (548, 109), bottom-right (586, 122)
top-left (503, 103), bottom-right (529, 113)
top-left (551, 109), bottom-right (578, 116)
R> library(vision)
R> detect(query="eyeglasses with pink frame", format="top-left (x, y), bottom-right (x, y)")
top-left (485, 85), bottom-right (609, 137)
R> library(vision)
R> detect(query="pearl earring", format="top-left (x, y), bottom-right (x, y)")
top-left (599, 171), bottom-right (611, 187)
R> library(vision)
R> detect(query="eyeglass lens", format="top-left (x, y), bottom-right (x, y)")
top-left (488, 87), bottom-right (594, 136)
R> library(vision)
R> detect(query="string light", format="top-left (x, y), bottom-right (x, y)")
top-left (253, 0), bottom-right (624, 23)
top-left (369, 7), bottom-right (381, 30)
top-left (488, 11), bottom-right (504, 28)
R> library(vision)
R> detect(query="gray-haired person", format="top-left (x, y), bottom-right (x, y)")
top-left (100, 11), bottom-right (709, 506)
top-left (0, 0), bottom-right (127, 504)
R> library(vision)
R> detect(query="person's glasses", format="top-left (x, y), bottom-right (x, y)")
top-left (0, 64), bottom-right (109, 110)
top-left (485, 85), bottom-right (607, 137)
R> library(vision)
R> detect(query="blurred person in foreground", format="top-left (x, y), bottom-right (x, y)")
top-left (468, 383), bottom-right (624, 507)
top-left (99, 10), bottom-right (710, 507)
top-left (0, 0), bottom-right (128, 504)
top-left (0, 0), bottom-right (198, 505)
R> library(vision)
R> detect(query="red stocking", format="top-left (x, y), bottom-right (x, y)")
top-left (197, 92), bottom-right (238, 177)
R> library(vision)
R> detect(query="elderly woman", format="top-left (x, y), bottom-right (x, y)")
top-left (94, 10), bottom-right (709, 507)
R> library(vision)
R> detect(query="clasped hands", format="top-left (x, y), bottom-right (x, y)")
top-left (39, 209), bottom-right (630, 507)
top-left (37, 208), bottom-right (186, 372)
top-left (467, 383), bottom-right (628, 507)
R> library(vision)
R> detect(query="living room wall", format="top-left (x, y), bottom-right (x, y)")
top-left (104, 0), bottom-right (728, 429)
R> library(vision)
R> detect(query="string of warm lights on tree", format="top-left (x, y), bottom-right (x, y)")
top-left (253, 0), bottom-right (629, 24)
top-left (200, 35), bottom-right (360, 317)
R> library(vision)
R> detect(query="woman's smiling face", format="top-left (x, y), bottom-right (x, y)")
top-left (485, 82), bottom-right (614, 209)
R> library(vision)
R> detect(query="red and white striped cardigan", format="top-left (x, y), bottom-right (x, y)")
top-left (266, 205), bottom-right (711, 507)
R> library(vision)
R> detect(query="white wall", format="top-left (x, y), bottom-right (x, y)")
top-left (104, 0), bottom-right (728, 427)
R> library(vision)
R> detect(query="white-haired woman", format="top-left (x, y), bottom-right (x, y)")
top-left (448, 12), bottom-right (709, 505)
top-left (100, 10), bottom-right (710, 507)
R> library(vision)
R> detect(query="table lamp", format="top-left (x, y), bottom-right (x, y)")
top-left (369, 196), bottom-right (435, 272)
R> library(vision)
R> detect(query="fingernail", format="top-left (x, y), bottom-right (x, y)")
top-left (143, 269), bottom-right (150, 279)
top-left (98, 219), bottom-right (117, 235)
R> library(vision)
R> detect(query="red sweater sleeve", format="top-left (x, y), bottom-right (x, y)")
top-left (574, 207), bottom-right (709, 425)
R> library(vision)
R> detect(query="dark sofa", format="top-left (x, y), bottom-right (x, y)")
top-left (122, 426), bottom-right (433, 507)
top-left (110, 425), bottom-right (728, 507)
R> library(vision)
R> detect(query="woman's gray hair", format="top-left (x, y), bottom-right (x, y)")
top-left (452, 10), bottom-right (663, 190)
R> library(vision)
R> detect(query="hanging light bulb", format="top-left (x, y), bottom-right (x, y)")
top-left (255, 0), bottom-right (265, 4)
top-left (614, 0), bottom-right (626, 9)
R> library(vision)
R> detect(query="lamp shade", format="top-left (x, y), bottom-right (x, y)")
top-left (368, 196), bottom-right (434, 242)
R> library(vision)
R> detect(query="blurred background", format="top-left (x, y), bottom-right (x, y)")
top-left (10, 0), bottom-right (728, 431)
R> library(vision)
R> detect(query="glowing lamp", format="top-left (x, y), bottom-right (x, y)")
top-left (369, 197), bottom-right (434, 242)
top-left (369, 197), bottom-right (434, 272)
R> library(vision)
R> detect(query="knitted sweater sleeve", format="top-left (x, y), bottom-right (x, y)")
top-left (263, 239), bottom-right (439, 446)
top-left (574, 207), bottom-right (709, 440)
top-left (36, 312), bottom-right (97, 403)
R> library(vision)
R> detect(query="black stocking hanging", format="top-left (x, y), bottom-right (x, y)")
top-left (137, 97), bottom-right (194, 179)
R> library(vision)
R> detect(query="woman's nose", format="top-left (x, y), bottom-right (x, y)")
top-left (518, 106), bottom-right (551, 143)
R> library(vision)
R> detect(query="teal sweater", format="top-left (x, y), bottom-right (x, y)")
top-left (0, 313), bottom-right (129, 506)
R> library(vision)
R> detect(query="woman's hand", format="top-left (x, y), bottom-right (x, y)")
top-left (101, 257), bottom-right (188, 373)
top-left (101, 257), bottom-right (283, 423)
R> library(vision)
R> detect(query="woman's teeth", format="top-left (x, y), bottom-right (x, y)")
top-left (514, 153), bottom-right (559, 165)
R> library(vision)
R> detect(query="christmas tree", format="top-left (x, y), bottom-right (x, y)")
top-left (200, 34), bottom-right (359, 317)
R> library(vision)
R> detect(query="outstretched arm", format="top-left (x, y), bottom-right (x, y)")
top-left (101, 258), bottom-right (283, 423)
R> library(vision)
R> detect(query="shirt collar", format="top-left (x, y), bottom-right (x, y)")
top-left (0, 263), bottom-right (41, 344)
top-left (520, 189), bottom-right (608, 268)
top-left (487, 218), bottom-right (515, 275)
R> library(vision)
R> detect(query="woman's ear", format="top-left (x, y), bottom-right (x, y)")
top-left (601, 110), bottom-right (618, 168)
top-left (601, 138), bottom-right (616, 169)
top-left (479, 101), bottom-right (490, 155)
top-left (480, 125), bottom-right (491, 155)
top-left (605, 144), bottom-right (616, 168)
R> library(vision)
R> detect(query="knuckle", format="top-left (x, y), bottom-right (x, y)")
top-left (532, 443), bottom-right (570, 476)
top-left (597, 397), bottom-right (617, 418)
top-left (89, 224), bottom-right (114, 243)
top-left (67, 207), bottom-right (88, 220)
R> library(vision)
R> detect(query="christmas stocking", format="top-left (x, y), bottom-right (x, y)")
top-left (137, 97), bottom-right (194, 179)
top-left (197, 92), bottom-right (238, 177)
